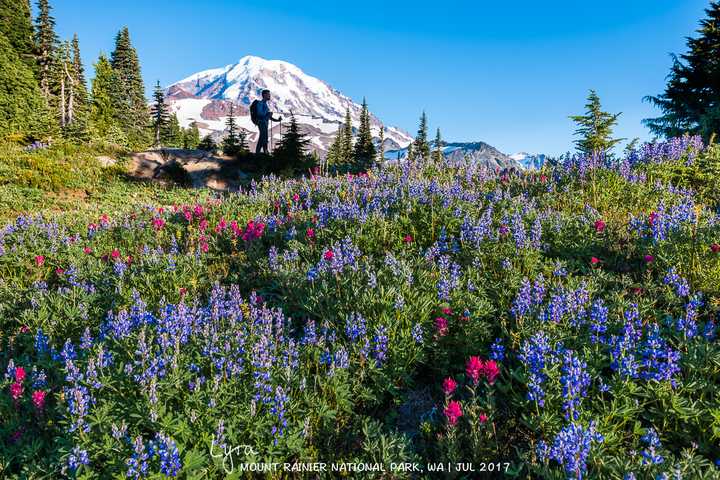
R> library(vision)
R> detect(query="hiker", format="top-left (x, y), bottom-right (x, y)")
top-left (250, 89), bottom-right (282, 154)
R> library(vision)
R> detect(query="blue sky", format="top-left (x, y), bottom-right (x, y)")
top-left (49, 0), bottom-right (709, 155)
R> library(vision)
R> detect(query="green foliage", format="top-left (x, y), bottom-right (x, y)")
top-left (34, 0), bottom-right (58, 99)
top-left (270, 114), bottom-right (313, 174)
top-left (0, 33), bottom-right (53, 141)
top-left (644, 2), bottom-right (720, 141)
top-left (221, 103), bottom-right (247, 156)
top-left (413, 111), bottom-right (430, 160)
top-left (182, 121), bottom-right (201, 149)
top-left (352, 98), bottom-right (376, 172)
top-left (0, 0), bottom-right (35, 72)
top-left (89, 54), bottom-right (121, 144)
top-left (110, 27), bottom-right (149, 148)
top-left (570, 90), bottom-right (623, 157)
top-left (149, 80), bottom-right (169, 146)
top-left (197, 134), bottom-right (217, 152)
top-left (432, 128), bottom-right (443, 164)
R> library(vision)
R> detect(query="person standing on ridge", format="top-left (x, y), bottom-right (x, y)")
top-left (250, 89), bottom-right (282, 154)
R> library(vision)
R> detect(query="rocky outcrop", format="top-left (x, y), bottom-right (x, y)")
top-left (127, 149), bottom-right (246, 191)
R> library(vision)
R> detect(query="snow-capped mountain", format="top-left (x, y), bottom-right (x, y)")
top-left (385, 142), bottom-right (521, 170)
top-left (164, 55), bottom-right (413, 155)
top-left (510, 152), bottom-right (547, 170)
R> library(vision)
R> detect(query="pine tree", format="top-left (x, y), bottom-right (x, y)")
top-left (164, 113), bottom-right (182, 147)
top-left (0, 32), bottom-right (52, 140)
top-left (432, 128), bottom-right (444, 163)
top-left (413, 111), bottom-right (430, 160)
top-left (325, 124), bottom-right (344, 170)
top-left (150, 80), bottom-right (169, 146)
top-left (34, 0), bottom-right (58, 99)
top-left (272, 113), bottom-right (312, 173)
top-left (237, 128), bottom-right (249, 153)
top-left (222, 103), bottom-right (241, 155)
top-left (183, 121), bottom-right (200, 149)
top-left (377, 126), bottom-right (384, 163)
top-left (198, 134), bottom-right (217, 152)
top-left (406, 142), bottom-right (415, 163)
top-left (644, 2), bottom-right (720, 140)
top-left (89, 53), bottom-right (120, 141)
top-left (352, 97), bottom-right (376, 172)
top-left (110, 27), bottom-right (149, 147)
top-left (341, 108), bottom-right (353, 164)
top-left (569, 90), bottom-right (622, 157)
top-left (0, 0), bottom-right (36, 71)
top-left (64, 34), bottom-right (89, 140)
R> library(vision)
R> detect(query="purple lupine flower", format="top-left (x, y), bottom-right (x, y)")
top-left (560, 350), bottom-right (591, 421)
top-left (589, 299), bottom-right (608, 344)
top-left (640, 428), bottom-right (664, 465)
top-left (152, 433), bottom-right (182, 476)
top-left (126, 436), bottom-right (149, 479)
top-left (537, 421), bottom-right (604, 480)
top-left (373, 325), bottom-right (389, 367)
top-left (490, 338), bottom-right (505, 362)
top-left (67, 447), bottom-right (90, 474)
top-left (411, 323), bottom-right (423, 344)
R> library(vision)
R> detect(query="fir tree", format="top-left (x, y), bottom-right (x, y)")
top-left (64, 33), bottom-right (89, 140)
top-left (432, 128), bottom-right (444, 163)
top-left (150, 80), bottom-right (169, 146)
top-left (34, 0), bottom-right (58, 99)
top-left (272, 113), bottom-right (312, 173)
top-left (237, 128), bottom-right (249, 154)
top-left (406, 142), bottom-right (415, 163)
top-left (110, 27), bottom-right (149, 147)
top-left (0, 32), bottom-right (52, 140)
top-left (325, 124), bottom-right (344, 170)
top-left (569, 90), bottom-right (622, 157)
top-left (341, 108), bottom-right (353, 164)
top-left (644, 2), bottom-right (720, 140)
top-left (377, 126), bottom-right (384, 163)
top-left (222, 103), bottom-right (241, 155)
top-left (352, 97), bottom-right (376, 172)
top-left (164, 113), bottom-right (182, 147)
top-left (183, 121), bottom-right (201, 149)
top-left (89, 53), bottom-right (120, 140)
top-left (198, 134), bottom-right (217, 152)
top-left (0, 0), bottom-right (36, 71)
top-left (413, 111), bottom-right (430, 160)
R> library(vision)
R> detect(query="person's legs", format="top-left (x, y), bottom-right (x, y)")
top-left (256, 122), bottom-right (268, 154)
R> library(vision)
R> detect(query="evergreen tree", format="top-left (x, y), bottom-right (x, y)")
top-left (0, 0), bottom-right (36, 71)
top-left (149, 81), bottom-right (169, 146)
top-left (164, 113), bottom-right (182, 147)
top-left (569, 90), bottom-right (622, 156)
top-left (64, 33), bottom-right (89, 140)
top-left (34, 0), bottom-right (58, 99)
top-left (222, 103), bottom-right (242, 155)
top-left (237, 128), bottom-right (249, 153)
top-left (352, 97), bottom-right (376, 172)
top-left (272, 113), bottom-right (312, 173)
top-left (644, 2), bottom-right (720, 140)
top-left (198, 134), bottom-right (217, 152)
top-left (89, 53), bottom-right (120, 141)
top-left (325, 124), bottom-right (344, 169)
top-left (341, 108), bottom-right (353, 164)
top-left (432, 128), bottom-right (444, 163)
top-left (183, 121), bottom-right (200, 149)
top-left (110, 27), bottom-right (149, 147)
top-left (377, 126), bottom-right (384, 163)
top-left (406, 142), bottom-right (415, 163)
top-left (413, 111), bottom-right (430, 160)
top-left (0, 32), bottom-right (52, 140)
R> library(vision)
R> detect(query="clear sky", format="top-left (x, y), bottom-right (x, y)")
top-left (48, 0), bottom-right (709, 156)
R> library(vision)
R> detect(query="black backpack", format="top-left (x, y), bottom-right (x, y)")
top-left (250, 100), bottom-right (259, 125)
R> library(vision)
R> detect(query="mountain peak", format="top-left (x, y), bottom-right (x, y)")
top-left (165, 56), bottom-right (413, 155)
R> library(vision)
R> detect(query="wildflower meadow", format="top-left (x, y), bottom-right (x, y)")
top-left (1, 135), bottom-right (720, 478)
